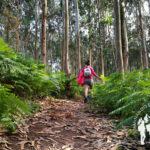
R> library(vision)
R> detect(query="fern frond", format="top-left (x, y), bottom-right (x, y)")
top-left (116, 116), bottom-right (134, 129)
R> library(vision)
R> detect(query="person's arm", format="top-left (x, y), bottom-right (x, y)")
top-left (95, 74), bottom-right (101, 80)
top-left (91, 67), bottom-right (102, 80)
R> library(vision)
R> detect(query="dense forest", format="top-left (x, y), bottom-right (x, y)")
top-left (0, 0), bottom-right (149, 75)
top-left (0, 0), bottom-right (150, 149)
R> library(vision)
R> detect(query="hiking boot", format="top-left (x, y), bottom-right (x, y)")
top-left (84, 98), bottom-right (88, 103)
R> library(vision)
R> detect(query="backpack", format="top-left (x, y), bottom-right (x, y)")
top-left (84, 67), bottom-right (91, 77)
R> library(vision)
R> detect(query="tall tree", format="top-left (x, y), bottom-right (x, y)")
top-left (137, 1), bottom-right (149, 70)
top-left (64, 0), bottom-right (70, 76)
top-left (97, 0), bottom-right (105, 77)
top-left (35, 0), bottom-right (39, 60)
top-left (135, 5), bottom-right (143, 68)
top-left (88, 0), bottom-right (92, 66)
top-left (120, 0), bottom-right (129, 71)
top-left (74, 0), bottom-right (81, 74)
top-left (41, 0), bottom-right (47, 65)
top-left (114, 0), bottom-right (124, 78)
top-left (61, 0), bottom-right (65, 72)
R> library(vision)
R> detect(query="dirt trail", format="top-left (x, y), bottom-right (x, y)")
top-left (0, 99), bottom-right (141, 150)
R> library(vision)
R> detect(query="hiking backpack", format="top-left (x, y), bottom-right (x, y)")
top-left (84, 67), bottom-right (91, 77)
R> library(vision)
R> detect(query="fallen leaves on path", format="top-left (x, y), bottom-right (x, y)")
top-left (0, 98), bottom-right (141, 150)
top-left (49, 112), bottom-right (72, 119)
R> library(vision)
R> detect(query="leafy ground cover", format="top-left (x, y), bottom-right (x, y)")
top-left (0, 98), bottom-right (144, 150)
top-left (0, 37), bottom-right (81, 131)
top-left (93, 70), bottom-right (150, 129)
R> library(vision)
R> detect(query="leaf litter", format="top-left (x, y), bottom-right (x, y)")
top-left (0, 98), bottom-right (145, 150)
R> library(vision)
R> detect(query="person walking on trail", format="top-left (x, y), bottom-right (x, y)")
top-left (77, 60), bottom-right (101, 103)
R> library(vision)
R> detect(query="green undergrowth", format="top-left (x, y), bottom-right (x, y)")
top-left (0, 37), bottom-right (81, 131)
top-left (93, 70), bottom-right (150, 129)
top-left (0, 85), bottom-right (30, 131)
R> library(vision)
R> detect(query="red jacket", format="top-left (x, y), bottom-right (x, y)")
top-left (77, 66), bottom-right (97, 86)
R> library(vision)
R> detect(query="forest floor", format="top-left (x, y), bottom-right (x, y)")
top-left (0, 98), bottom-right (146, 150)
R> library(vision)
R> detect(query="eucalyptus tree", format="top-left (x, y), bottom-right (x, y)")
top-left (126, 0), bottom-right (149, 70)
top-left (64, 0), bottom-right (70, 76)
top-left (137, 0), bottom-right (149, 70)
top-left (113, 0), bottom-right (124, 78)
top-left (88, 0), bottom-right (93, 66)
top-left (41, 0), bottom-right (47, 65)
top-left (35, 0), bottom-right (40, 60)
top-left (61, 0), bottom-right (65, 72)
top-left (97, 0), bottom-right (105, 76)
top-left (120, 0), bottom-right (129, 71)
top-left (74, 0), bottom-right (81, 74)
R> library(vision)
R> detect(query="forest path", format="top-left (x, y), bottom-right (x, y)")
top-left (2, 99), bottom-right (140, 150)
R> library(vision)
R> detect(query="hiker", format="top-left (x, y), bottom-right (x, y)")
top-left (77, 60), bottom-right (101, 103)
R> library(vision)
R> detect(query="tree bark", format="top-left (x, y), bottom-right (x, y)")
top-left (41, 0), bottom-right (47, 65)
top-left (97, 0), bottom-right (105, 77)
top-left (137, 1), bottom-right (149, 70)
top-left (98, 11), bottom-right (105, 77)
top-left (88, 0), bottom-right (92, 67)
top-left (100, 46), bottom-right (104, 77)
top-left (6, 21), bottom-right (10, 43)
top-left (135, 6), bottom-right (143, 68)
top-left (64, 0), bottom-right (70, 76)
top-left (74, 0), bottom-right (81, 74)
top-left (114, 0), bottom-right (124, 79)
top-left (61, 0), bottom-right (65, 72)
top-left (35, 0), bottom-right (39, 60)
top-left (120, 0), bottom-right (129, 71)
top-left (89, 48), bottom-right (92, 66)
top-left (15, 31), bottom-right (19, 52)
top-left (49, 34), bottom-right (53, 73)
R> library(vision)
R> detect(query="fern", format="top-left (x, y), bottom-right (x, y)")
top-left (0, 85), bottom-right (29, 131)
top-left (116, 116), bottom-right (135, 129)
top-left (0, 37), bottom-right (82, 131)
top-left (93, 69), bottom-right (150, 128)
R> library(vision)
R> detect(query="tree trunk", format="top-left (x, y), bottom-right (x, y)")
top-left (49, 34), bottom-right (53, 73)
top-left (35, 0), bottom-right (39, 60)
top-left (137, 1), bottom-right (149, 70)
top-left (98, 1), bottom-right (105, 76)
top-left (6, 21), bottom-right (10, 43)
top-left (64, 0), bottom-right (70, 76)
top-left (50, 47), bottom-right (53, 73)
top-left (120, 0), bottom-right (129, 71)
top-left (24, 28), bottom-right (29, 58)
top-left (41, 0), bottom-right (47, 65)
top-left (149, 0), bottom-right (150, 13)
top-left (110, 35), bottom-right (117, 72)
top-left (98, 12), bottom-right (105, 77)
top-left (74, 0), bottom-right (81, 75)
top-left (61, 40), bottom-right (65, 71)
top-left (15, 31), bottom-right (19, 52)
top-left (58, 24), bottom-right (64, 72)
top-left (61, 0), bottom-right (65, 72)
top-left (102, 22), bottom-right (105, 76)
top-left (100, 47), bottom-right (104, 77)
top-left (96, 49), bottom-right (99, 76)
top-left (89, 49), bottom-right (92, 66)
top-left (88, 0), bottom-right (92, 67)
top-left (114, 0), bottom-right (124, 79)
top-left (135, 6), bottom-right (143, 68)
